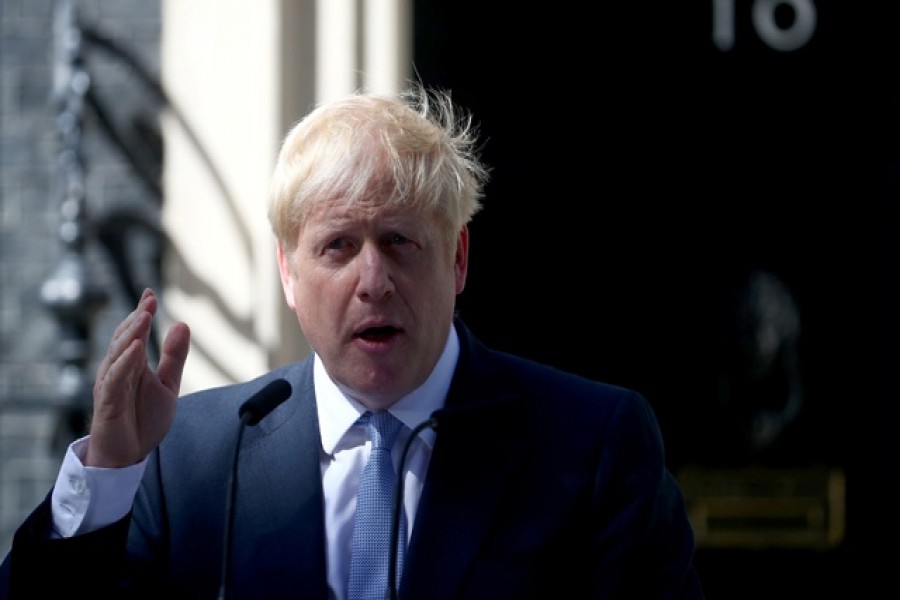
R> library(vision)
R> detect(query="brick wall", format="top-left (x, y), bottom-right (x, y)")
top-left (0, 0), bottom-right (161, 557)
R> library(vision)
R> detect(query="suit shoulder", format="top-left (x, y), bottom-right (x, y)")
top-left (171, 361), bottom-right (308, 430)
top-left (491, 347), bottom-right (643, 406)
top-left (469, 347), bottom-right (669, 471)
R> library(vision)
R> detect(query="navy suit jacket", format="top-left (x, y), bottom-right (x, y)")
top-left (0, 319), bottom-right (703, 599)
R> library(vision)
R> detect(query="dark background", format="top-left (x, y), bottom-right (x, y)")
top-left (414, 1), bottom-right (900, 597)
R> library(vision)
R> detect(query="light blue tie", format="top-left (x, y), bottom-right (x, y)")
top-left (348, 411), bottom-right (408, 600)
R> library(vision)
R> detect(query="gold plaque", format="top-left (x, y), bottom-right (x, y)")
top-left (676, 466), bottom-right (845, 550)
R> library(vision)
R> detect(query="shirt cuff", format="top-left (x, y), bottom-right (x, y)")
top-left (51, 436), bottom-right (149, 538)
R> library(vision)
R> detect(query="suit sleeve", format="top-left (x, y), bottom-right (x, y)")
top-left (0, 490), bottom-right (133, 598)
top-left (589, 391), bottom-right (705, 599)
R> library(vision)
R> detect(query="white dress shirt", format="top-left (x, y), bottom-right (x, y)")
top-left (50, 324), bottom-right (459, 600)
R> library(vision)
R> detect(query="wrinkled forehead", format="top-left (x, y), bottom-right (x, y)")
top-left (306, 195), bottom-right (402, 219)
top-left (301, 195), bottom-right (440, 233)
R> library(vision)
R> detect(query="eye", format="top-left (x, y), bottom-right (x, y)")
top-left (388, 233), bottom-right (411, 246)
top-left (325, 237), bottom-right (352, 252)
top-left (318, 235), bottom-right (359, 264)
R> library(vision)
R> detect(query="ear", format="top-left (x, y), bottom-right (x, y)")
top-left (454, 225), bottom-right (469, 295)
top-left (276, 242), bottom-right (297, 309)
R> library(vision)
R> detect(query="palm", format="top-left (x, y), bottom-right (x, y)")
top-left (86, 291), bottom-right (190, 468)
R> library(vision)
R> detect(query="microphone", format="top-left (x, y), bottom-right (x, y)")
top-left (239, 378), bottom-right (293, 425)
top-left (218, 378), bottom-right (293, 600)
top-left (385, 410), bottom-right (444, 600)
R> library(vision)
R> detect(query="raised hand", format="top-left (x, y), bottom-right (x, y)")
top-left (85, 288), bottom-right (191, 468)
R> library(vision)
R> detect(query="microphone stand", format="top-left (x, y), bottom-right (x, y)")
top-left (218, 409), bottom-right (254, 600)
top-left (218, 379), bottom-right (292, 600)
top-left (386, 415), bottom-right (439, 600)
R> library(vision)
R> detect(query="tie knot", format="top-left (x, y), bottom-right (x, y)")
top-left (360, 411), bottom-right (403, 451)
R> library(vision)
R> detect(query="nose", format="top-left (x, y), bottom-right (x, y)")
top-left (355, 244), bottom-right (394, 302)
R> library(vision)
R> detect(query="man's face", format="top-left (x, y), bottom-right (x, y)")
top-left (278, 199), bottom-right (468, 409)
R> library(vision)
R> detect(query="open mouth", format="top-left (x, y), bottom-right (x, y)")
top-left (357, 325), bottom-right (400, 342)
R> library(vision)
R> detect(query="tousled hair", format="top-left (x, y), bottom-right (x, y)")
top-left (267, 84), bottom-right (489, 251)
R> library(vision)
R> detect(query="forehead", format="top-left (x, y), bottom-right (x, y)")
top-left (304, 198), bottom-right (433, 231)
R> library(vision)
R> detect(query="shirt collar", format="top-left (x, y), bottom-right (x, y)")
top-left (316, 323), bottom-right (459, 455)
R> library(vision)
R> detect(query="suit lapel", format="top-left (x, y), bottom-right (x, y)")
top-left (232, 361), bottom-right (329, 598)
top-left (401, 322), bottom-right (528, 600)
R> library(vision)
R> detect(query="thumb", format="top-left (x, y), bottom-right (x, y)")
top-left (156, 321), bottom-right (191, 395)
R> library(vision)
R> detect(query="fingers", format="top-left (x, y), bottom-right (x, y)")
top-left (95, 289), bottom-right (156, 391)
top-left (93, 287), bottom-right (191, 404)
top-left (97, 337), bottom-right (146, 410)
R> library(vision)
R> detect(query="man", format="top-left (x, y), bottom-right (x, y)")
top-left (0, 85), bottom-right (704, 598)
